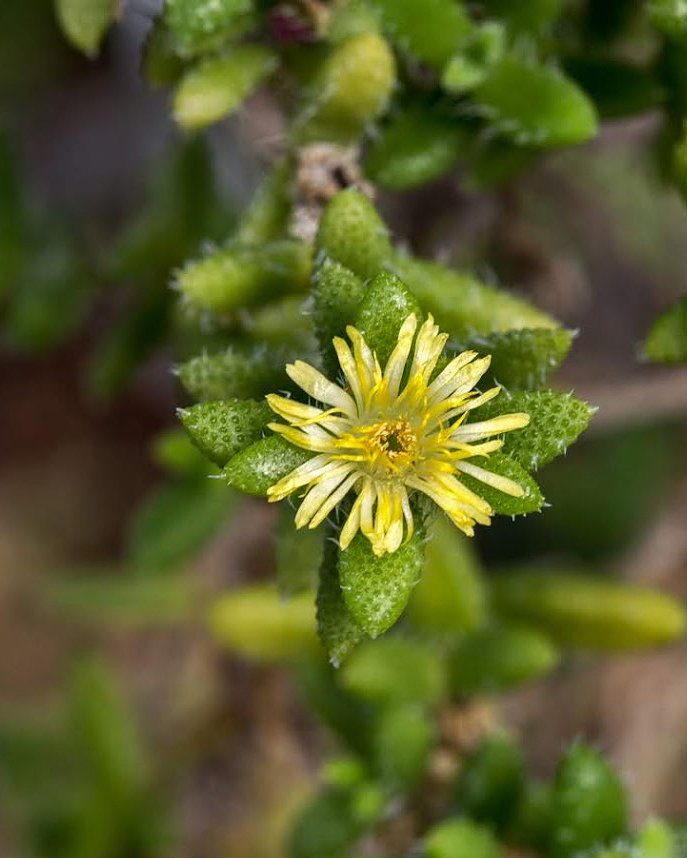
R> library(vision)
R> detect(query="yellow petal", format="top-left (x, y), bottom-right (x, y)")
top-left (382, 313), bottom-right (418, 398)
top-left (286, 360), bottom-right (356, 414)
top-left (451, 412), bottom-right (530, 442)
top-left (457, 461), bottom-right (524, 497)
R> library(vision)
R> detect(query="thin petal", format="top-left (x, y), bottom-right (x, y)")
top-left (457, 461), bottom-right (524, 496)
top-left (294, 464), bottom-right (356, 527)
top-left (409, 314), bottom-right (448, 383)
top-left (451, 413), bottom-right (530, 442)
top-left (382, 313), bottom-right (418, 399)
top-left (286, 360), bottom-right (356, 414)
top-left (428, 355), bottom-right (491, 405)
top-left (267, 454), bottom-right (342, 501)
top-left (332, 337), bottom-right (365, 410)
top-left (306, 470), bottom-right (360, 529)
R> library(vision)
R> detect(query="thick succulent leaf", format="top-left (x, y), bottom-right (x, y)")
top-left (550, 743), bottom-right (628, 858)
top-left (288, 786), bottom-right (376, 858)
top-left (173, 47), bottom-right (277, 131)
top-left (176, 240), bottom-right (310, 315)
top-left (365, 105), bottom-right (471, 189)
top-left (312, 258), bottom-right (367, 374)
top-left (338, 530), bottom-right (425, 638)
top-left (276, 505), bottom-right (323, 596)
top-left (178, 399), bottom-right (272, 467)
top-left (176, 344), bottom-right (292, 402)
top-left (461, 327), bottom-right (575, 390)
top-left (316, 536), bottom-right (365, 666)
top-left (55, 0), bottom-right (118, 56)
top-left (368, 0), bottom-right (472, 69)
top-left (316, 190), bottom-right (393, 280)
top-left (392, 253), bottom-right (557, 337)
top-left (491, 570), bottom-right (687, 649)
top-left (354, 270), bottom-right (423, 365)
top-left (209, 584), bottom-right (320, 661)
top-left (407, 516), bottom-right (487, 635)
top-left (459, 453), bottom-right (544, 516)
top-left (236, 158), bottom-right (294, 244)
top-left (449, 624), bottom-right (559, 695)
top-left (164, 0), bottom-right (254, 58)
top-left (424, 818), bottom-right (503, 858)
top-left (642, 294), bottom-right (687, 363)
top-left (340, 638), bottom-right (447, 705)
top-left (650, 0), bottom-right (687, 40)
top-left (477, 390), bottom-right (595, 471)
top-left (295, 32), bottom-right (396, 144)
top-left (481, 0), bottom-right (564, 34)
top-left (373, 705), bottom-right (435, 792)
top-left (223, 435), bottom-right (313, 496)
top-left (473, 55), bottom-right (598, 147)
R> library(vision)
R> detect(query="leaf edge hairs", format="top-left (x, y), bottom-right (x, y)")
top-left (266, 313), bottom-right (529, 556)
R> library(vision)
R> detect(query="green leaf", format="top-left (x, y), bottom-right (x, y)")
top-left (407, 516), bottom-right (487, 636)
top-left (550, 742), bottom-right (628, 858)
top-left (288, 788), bottom-right (371, 858)
top-left (54, 0), bottom-right (118, 56)
top-left (69, 660), bottom-right (147, 802)
top-left (391, 253), bottom-right (557, 337)
top-left (369, 0), bottom-right (472, 69)
top-left (459, 453), bottom-right (544, 517)
top-left (354, 270), bottom-right (423, 365)
top-left (236, 158), bottom-right (294, 244)
top-left (173, 47), bottom-right (277, 131)
top-left (480, 0), bottom-right (564, 34)
top-left (477, 390), bottom-right (595, 471)
top-left (127, 480), bottom-right (234, 572)
top-left (373, 705), bottom-right (435, 792)
top-left (178, 398), bottom-right (272, 467)
top-left (176, 240), bottom-right (310, 315)
top-left (316, 536), bottom-right (365, 665)
top-left (473, 55), bottom-right (598, 147)
top-left (46, 570), bottom-right (195, 626)
top-left (650, 0), bottom-right (687, 40)
top-left (151, 427), bottom-right (209, 476)
top-left (223, 434), bottom-right (313, 496)
top-left (508, 782), bottom-right (553, 851)
top-left (164, 0), bottom-right (254, 58)
top-left (339, 531), bottom-right (425, 638)
top-left (441, 23), bottom-right (506, 94)
top-left (491, 570), bottom-right (687, 649)
top-left (296, 32), bottom-right (396, 143)
top-left (636, 817), bottom-right (677, 858)
top-left (316, 190), bottom-right (393, 281)
top-left (176, 344), bottom-right (292, 402)
top-left (276, 505), bottom-right (323, 596)
top-left (424, 818), bottom-right (504, 858)
top-left (365, 104), bottom-right (471, 189)
top-left (455, 735), bottom-right (526, 830)
top-left (312, 258), bottom-right (367, 374)
top-left (462, 327), bottom-right (575, 390)
top-left (448, 624), bottom-right (559, 695)
top-left (209, 584), bottom-right (320, 661)
top-left (340, 638), bottom-right (447, 705)
top-left (642, 294), bottom-right (687, 363)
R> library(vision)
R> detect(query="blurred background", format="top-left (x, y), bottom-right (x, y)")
top-left (2, 0), bottom-right (687, 855)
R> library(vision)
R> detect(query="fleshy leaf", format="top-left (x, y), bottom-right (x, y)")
top-left (424, 818), bottom-right (504, 858)
top-left (642, 294), bottom-right (687, 363)
top-left (295, 32), bottom-right (396, 143)
top-left (338, 530), bottom-right (425, 638)
top-left (473, 55), bottom-right (598, 147)
top-left (223, 435), bottom-right (313, 496)
top-left (276, 505), bottom-right (323, 596)
top-left (477, 390), bottom-right (595, 471)
top-left (236, 158), bottom-right (293, 244)
top-left (365, 104), bottom-right (471, 189)
top-left (340, 638), bottom-right (447, 705)
top-left (550, 742), bottom-right (628, 858)
top-left (178, 398), bottom-right (272, 467)
top-left (373, 705), bottom-right (435, 792)
top-left (354, 270), bottom-right (423, 365)
top-left (316, 189), bottom-right (393, 280)
top-left (492, 570), bottom-right (687, 649)
top-left (164, 0), bottom-right (254, 58)
top-left (449, 624), bottom-right (559, 695)
top-left (462, 327), bottom-right (575, 390)
top-left (459, 453), bottom-right (544, 516)
top-left (55, 0), bottom-right (118, 56)
top-left (316, 536), bottom-right (365, 665)
top-left (209, 584), bottom-right (320, 661)
top-left (369, 0), bottom-right (472, 69)
top-left (392, 253), bottom-right (557, 336)
top-left (176, 240), bottom-right (310, 315)
top-left (176, 344), bottom-right (292, 402)
top-left (173, 47), bottom-right (277, 131)
top-left (312, 258), bottom-right (367, 374)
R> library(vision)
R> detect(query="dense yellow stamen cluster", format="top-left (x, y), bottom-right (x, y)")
top-left (266, 313), bottom-right (530, 556)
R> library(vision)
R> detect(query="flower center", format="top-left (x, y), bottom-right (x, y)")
top-left (368, 417), bottom-right (419, 474)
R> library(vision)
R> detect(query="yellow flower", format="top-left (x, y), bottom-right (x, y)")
top-left (266, 313), bottom-right (530, 556)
